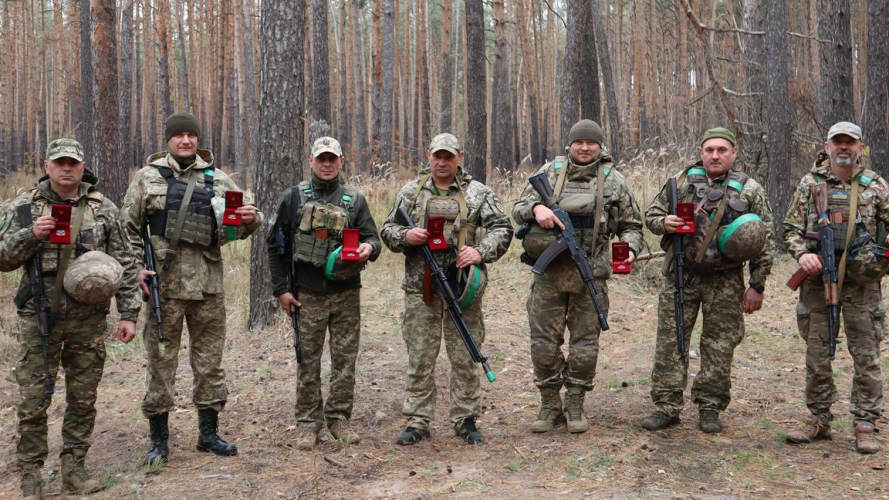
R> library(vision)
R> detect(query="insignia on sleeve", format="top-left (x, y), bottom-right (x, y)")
top-left (0, 211), bottom-right (10, 235)
top-left (491, 194), bottom-right (503, 212)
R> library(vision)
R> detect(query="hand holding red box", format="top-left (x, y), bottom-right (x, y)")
top-left (340, 228), bottom-right (361, 261)
top-left (49, 204), bottom-right (72, 244)
top-left (612, 241), bottom-right (631, 274)
top-left (223, 191), bottom-right (243, 226)
top-left (676, 202), bottom-right (695, 234)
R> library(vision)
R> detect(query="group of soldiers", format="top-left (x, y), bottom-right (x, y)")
top-left (0, 112), bottom-right (884, 499)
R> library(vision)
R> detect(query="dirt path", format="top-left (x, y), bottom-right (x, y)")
top-left (1, 249), bottom-right (887, 499)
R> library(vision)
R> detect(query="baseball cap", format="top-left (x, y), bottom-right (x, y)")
top-left (311, 136), bottom-right (343, 157)
top-left (826, 121), bottom-right (862, 141)
top-left (429, 133), bottom-right (461, 155)
top-left (46, 138), bottom-right (85, 162)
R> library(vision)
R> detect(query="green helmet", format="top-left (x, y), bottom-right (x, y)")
top-left (446, 262), bottom-right (487, 309)
top-left (717, 214), bottom-right (767, 262)
top-left (519, 223), bottom-right (558, 260)
top-left (846, 244), bottom-right (889, 285)
top-left (63, 251), bottom-right (124, 304)
top-left (324, 245), bottom-right (365, 281)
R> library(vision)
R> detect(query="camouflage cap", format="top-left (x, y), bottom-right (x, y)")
top-left (827, 121), bottom-right (862, 141)
top-left (46, 138), bottom-right (85, 162)
top-left (63, 251), bottom-right (124, 305)
top-left (311, 136), bottom-right (344, 157)
top-left (429, 133), bottom-right (461, 155)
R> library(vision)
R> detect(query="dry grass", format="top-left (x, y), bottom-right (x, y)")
top-left (0, 159), bottom-right (887, 499)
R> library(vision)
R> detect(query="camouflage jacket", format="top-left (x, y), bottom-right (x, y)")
top-left (646, 164), bottom-right (774, 288)
top-left (265, 173), bottom-right (381, 295)
top-left (512, 151), bottom-right (644, 279)
top-left (783, 153), bottom-right (889, 260)
top-left (381, 166), bottom-right (513, 294)
top-left (0, 171), bottom-right (142, 321)
top-left (120, 149), bottom-right (263, 300)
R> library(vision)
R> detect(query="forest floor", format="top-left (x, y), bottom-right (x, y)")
top-left (1, 242), bottom-right (888, 500)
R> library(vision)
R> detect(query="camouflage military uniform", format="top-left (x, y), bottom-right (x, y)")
top-left (645, 164), bottom-right (774, 417)
top-left (381, 166), bottom-right (512, 432)
top-left (120, 149), bottom-right (263, 417)
top-left (512, 151), bottom-right (643, 391)
top-left (0, 170), bottom-right (142, 468)
top-left (266, 174), bottom-right (380, 432)
top-left (783, 154), bottom-right (887, 425)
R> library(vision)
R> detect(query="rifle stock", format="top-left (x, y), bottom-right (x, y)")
top-left (667, 178), bottom-right (688, 361)
top-left (527, 172), bottom-right (609, 331)
top-left (397, 206), bottom-right (495, 382)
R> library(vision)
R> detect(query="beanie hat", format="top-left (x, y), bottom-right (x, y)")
top-left (165, 112), bottom-right (201, 143)
top-left (568, 120), bottom-right (605, 147)
top-left (700, 127), bottom-right (736, 147)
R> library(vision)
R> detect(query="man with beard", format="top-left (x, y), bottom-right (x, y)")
top-left (784, 122), bottom-right (886, 454)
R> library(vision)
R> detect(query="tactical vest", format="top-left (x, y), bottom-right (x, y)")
top-left (293, 180), bottom-right (358, 268)
top-left (520, 157), bottom-right (613, 259)
top-left (678, 167), bottom-right (751, 272)
top-left (809, 172), bottom-right (878, 251)
top-left (409, 174), bottom-right (482, 250)
top-left (147, 166), bottom-right (217, 247)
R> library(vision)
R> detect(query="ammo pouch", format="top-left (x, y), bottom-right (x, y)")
top-left (519, 223), bottom-right (557, 260)
top-left (678, 181), bottom-right (749, 273)
top-left (295, 201), bottom-right (349, 267)
top-left (147, 167), bottom-right (217, 248)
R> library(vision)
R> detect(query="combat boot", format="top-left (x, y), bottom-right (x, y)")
top-left (698, 410), bottom-right (723, 433)
top-left (786, 414), bottom-right (832, 444)
top-left (854, 422), bottom-right (881, 454)
top-left (20, 463), bottom-right (43, 500)
top-left (530, 388), bottom-right (564, 433)
top-left (296, 428), bottom-right (320, 451)
top-left (456, 417), bottom-right (485, 444)
top-left (328, 419), bottom-right (360, 445)
top-left (565, 385), bottom-right (589, 434)
top-left (147, 412), bottom-right (169, 465)
top-left (60, 450), bottom-right (102, 495)
top-left (196, 409), bottom-right (238, 456)
top-left (641, 410), bottom-right (680, 431)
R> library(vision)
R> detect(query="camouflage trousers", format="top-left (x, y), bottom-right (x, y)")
top-left (141, 295), bottom-right (228, 417)
top-left (650, 268), bottom-right (745, 417)
top-left (401, 292), bottom-right (485, 430)
top-left (295, 288), bottom-right (361, 431)
top-left (526, 259), bottom-right (609, 391)
top-left (15, 312), bottom-right (107, 466)
top-left (796, 276), bottom-right (884, 423)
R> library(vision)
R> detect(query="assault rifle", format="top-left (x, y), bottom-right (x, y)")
top-left (527, 172), bottom-right (609, 331)
top-left (142, 223), bottom-right (166, 346)
top-left (276, 222), bottom-right (302, 364)
top-left (397, 205), bottom-right (496, 382)
top-left (785, 183), bottom-right (840, 360)
top-left (667, 178), bottom-right (688, 361)
top-left (17, 205), bottom-right (54, 396)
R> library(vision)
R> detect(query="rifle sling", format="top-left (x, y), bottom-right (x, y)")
top-left (837, 176), bottom-right (860, 293)
top-left (694, 175), bottom-right (730, 265)
top-left (51, 200), bottom-right (87, 314)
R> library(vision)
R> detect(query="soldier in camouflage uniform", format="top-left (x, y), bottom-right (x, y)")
top-left (381, 133), bottom-right (513, 445)
top-left (513, 119), bottom-right (643, 434)
top-left (266, 137), bottom-right (381, 450)
top-left (0, 139), bottom-right (142, 499)
top-left (783, 122), bottom-right (885, 454)
top-left (642, 127), bottom-right (774, 434)
top-left (120, 112), bottom-right (263, 464)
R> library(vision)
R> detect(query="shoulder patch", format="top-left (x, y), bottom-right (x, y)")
top-left (491, 194), bottom-right (503, 212)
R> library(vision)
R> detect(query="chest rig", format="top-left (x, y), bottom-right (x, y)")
top-left (519, 157), bottom-right (612, 260)
top-left (294, 180), bottom-right (356, 267)
top-left (147, 166), bottom-right (217, 248)
top-left (408, 172), bottom-right (479, 250)
top-left (811, 172), bottom-right (878, 252)
top-left (678, 167), bottom-right (751, 272)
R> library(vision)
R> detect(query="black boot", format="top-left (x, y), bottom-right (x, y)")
top-left (147, 413), bottom-right (169, 465)
top-left (196, 409), bottom-right (238, 456)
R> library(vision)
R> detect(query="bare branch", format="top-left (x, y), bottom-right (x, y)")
top-left (541, 0), bottom-right (566, 28)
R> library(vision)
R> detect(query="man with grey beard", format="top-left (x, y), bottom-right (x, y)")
top-left (783, 121), bottom-right (887, 454)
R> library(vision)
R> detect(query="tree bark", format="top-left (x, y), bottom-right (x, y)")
top-left (766, 0), bottom-right (792, 247)
top-left (817, 0), bottom-right (855, 125)
top-left (591, 0), bottom-right (621, 160)
top-left (78, 0), bottom-right (94, 165)
top-left (439, 0), bottom-right (454, 132)
top-left (156, 0), bottom-right (173, 118)
top-left (561, 0), bottom-right (583, 147)
top-left (249, 0), bottom-right (306, 329)
top-left (380, 0), bottom-right (395, 163)
top-left (742, 0), bottom-right (766, 176)
top-left (865, 0), bottom-right (889, 176)
top-left (350, 0), bottom-right (367, 162)
top-left (580, 0), bottom-right (599, 123)
top-left (311, 0), bottom-right (331, 128)
top-left (464, 0), bottom-right (486, 181)
top-left (492, 0), bottom-right (512, 172)
top-left (119, 0), bottom-right (135, 171)
top-left (175, 0), bottom-right (190, 110)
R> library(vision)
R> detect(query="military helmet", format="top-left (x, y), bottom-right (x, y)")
top-left (63, 251), bottom-right (124, 304)
top-left (717, 214), bottom-right (767, 262)
top-left (519, 223), bottom-right (558, 260)
top-left (446, 262), bottom-right (487, 309)
top-left (846, 244), bottom-right (889, 285)
top-left (324, 245), bottom-right (365, 281)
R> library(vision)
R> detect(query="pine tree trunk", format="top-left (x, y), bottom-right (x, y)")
top-left (350, 0), bottom-right (367, 163)
top-left (864, 0), bottom-right (889, 176)
top-left (175, 0), bottom-right (190, 110)
top-left (156, 0), bottom-right (173, 118)
top-left (464, 0), bottom-right (486, 181)
top-left (817, 0), bottom-right (855, 125)
top-left (766, 0), bottom-right (792, 247)
top-left (380, 0), bottom-right (395, 163)
top-left (249, 0), bottom-right (306, 330)
top-left (311, 0), bottom-right (331, 129)
top-left (78, 0), bottom-right (94, 165)
top-left (580, 0), bottom-right (599, 123)
top-left (492, 0), bottom-right (512, 172)
top-left (592, 0), bottom-right (621, 160)
top-left (742, 0), bottom-right (766, 176)
top-left (119, 0), bottom-right (134, 170)
top-left (439, 0), bottom-right (454, 131)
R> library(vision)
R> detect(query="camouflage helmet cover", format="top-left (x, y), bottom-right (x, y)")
top-left (446, 262), bottom-right (487, 309)
top-left (63, 251), bottom-right (124, 304)
top-left (717, 214), bottom-right (767, 262)
top-left (846, 243), bottom-right (889, 285)
top-left (324, 245), bottom-right (365, 281)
